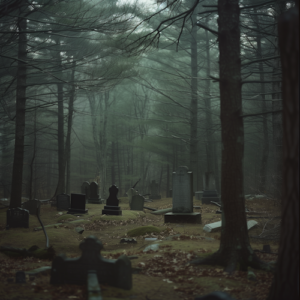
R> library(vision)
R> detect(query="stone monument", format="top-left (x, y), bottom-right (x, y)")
top-left (102, 185), bottom-right (122, 216)
top-left (81, 181), bottom-right (90, 202)
top-left (50, 236), bottom-right (132, 290)
top-left (130, 195), bottom-right (145, 211)
top-left (202, 172), bottom-right (220, 204)
top-left (126, 188), bottom-right (138, 206)
top-left (164, 166), bottom-right (201, 224)
top-left (6, 207), bottom-right (29, 229)
top-left (67, 194), bottom-right (88, 214)
top-left (88, 182), bottom-right (103, 204)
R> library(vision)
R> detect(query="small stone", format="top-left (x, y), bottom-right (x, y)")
top-left (247, 270), bottom-right (257, 281)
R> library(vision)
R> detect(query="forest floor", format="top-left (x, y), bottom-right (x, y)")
top-left (0, 196), bottom-right (281, 300)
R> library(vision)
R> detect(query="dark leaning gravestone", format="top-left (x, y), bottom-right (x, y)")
top-left (50, 236), bottom-right (132, 290)
top-left (102, 185), bottom-right (122, 215)
top-left (67, 194), bottom-right (88, 214)
top-left (57, 194), bottom-right (70, 211)
top-left (6, 207), bottom-right (29, 229)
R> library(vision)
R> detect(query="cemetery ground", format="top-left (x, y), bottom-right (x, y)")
top-left (0, 197), bottom-right (280, 300)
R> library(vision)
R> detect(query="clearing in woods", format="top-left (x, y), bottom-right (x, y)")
top-left (0, 196), bottom-right (280, 300)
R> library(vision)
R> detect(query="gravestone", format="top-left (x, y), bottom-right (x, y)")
top-left (195, 191), bottom-right (203, 201)
top-left (149, 180), bottom-right (161, 200)
top-left (57, 194), bottom-right (70, 211)
top-left (22, 199), bottom-right (41, 215)
top-left (50, 236), bottom-right (132, 290)
top-left (88, 182), bottom-right (103, 204)
top-left (126, 188), bottom-right (138, 205)
top-left (6, 208), bottom-right (29, 229)
top-left (202, 172), bottom-right (220, 204)
top-left (164, 166), bottom-right (201, 224)
top-left (81, 181), bottom-right (90, 202)
top-left (130, 195), bottom-right (145, 211)
top-left (102, 185), bottom-right (122, 216)
top-left (67, 194), bottom-right (88, 214)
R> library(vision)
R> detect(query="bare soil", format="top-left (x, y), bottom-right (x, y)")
top-left (0, 196), bottom-right (280, 300)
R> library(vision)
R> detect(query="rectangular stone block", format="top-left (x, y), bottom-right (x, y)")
top-left (164, 212), bottom-right (201, 224)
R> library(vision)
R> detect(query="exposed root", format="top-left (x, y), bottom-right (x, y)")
top-left (189, 249), bottom-right (275, 274)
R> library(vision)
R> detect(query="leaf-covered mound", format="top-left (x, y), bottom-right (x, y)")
top-left (127, 226), bottom-right (162, 237)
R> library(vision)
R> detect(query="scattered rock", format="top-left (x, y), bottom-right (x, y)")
top-left (247, 270), bottom-right (257, 281)
top-left (143, 244), bottom-right (159, 252)
top-left (75, 227), bottom-right (84, 234)
top-left (120, 238), bottom-right (137, 244)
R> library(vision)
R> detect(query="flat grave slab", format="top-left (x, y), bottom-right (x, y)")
top-left (203, 220), bottom-right (258, 233)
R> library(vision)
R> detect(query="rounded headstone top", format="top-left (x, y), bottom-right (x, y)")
top-left (106, 185), bottom-right (119, 206)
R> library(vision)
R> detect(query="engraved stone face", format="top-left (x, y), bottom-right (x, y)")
top-left (89, 182), bottom-right (99, 199)
top-left (70, 194), bottom-right (86, 210)
top-left (106, 185), bottom-right (119, 206)
top-left (172, 166), bottom-right (193, 213)
top-left (81, 181), bottom-right (90, 198)
top-left (6, 208), bottom-right (29, 228)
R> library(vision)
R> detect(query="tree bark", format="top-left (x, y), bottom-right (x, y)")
top-left (65, 61), bottom-right (76, 195)
top-left (268, 4), bottom-right (299, 299)
top-left (189, 0), bottom-right (198, 191)
top-left (254, 10), bottom-right (269, 193)
top-left (10, 12), bottom-right (27, 208)
top-left (191, 0), bottom-right (271, 273)
top-left (56, 44), bottom-right (65, 195)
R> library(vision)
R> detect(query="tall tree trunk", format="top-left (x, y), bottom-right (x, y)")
top-left (191, 0), bottom-right (270, 273)
top-left (28, 108), bottom-right (37, 200)
top-left (189, 0), bottom-right (198, 191)
top-left (65, 61), bottom-right (76, 195)
top-left (254, 9), bottom-right (269, 194)
top-left (10, 11), bottom-right (27, 208)
top-left (271, 0), bottom-right (286, 200)
top-left (268, 4), bottom-right (299, 299)
top-left (56, 44), bottom-right (65, 195)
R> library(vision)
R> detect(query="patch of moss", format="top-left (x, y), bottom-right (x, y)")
top-left (127, 226), bottom-right (162, 237)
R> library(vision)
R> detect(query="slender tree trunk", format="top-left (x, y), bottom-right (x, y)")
top-left (10, 12), bottom-right (27, 208)
top-left (255, 24), bottom-right (269, 193)
top-left (28, 108), bottom-right (37, 200)
top-left (166, 163), bottom-right (170, 197)
top-left (189, 1), bottom-right (198, 191)
top-left (271, 0), bottom-right (286, 200)
top-left (56, 44), bottom-right (65, 195)
top-left (268, 4), bottom-right (299, 299)
top-left (191, 0), bottom-right (271, 273)
top-left (65, 61), bottom-right (76, 195)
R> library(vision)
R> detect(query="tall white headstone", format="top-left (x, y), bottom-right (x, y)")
top-left (172, 166), bottom-right (193, 213)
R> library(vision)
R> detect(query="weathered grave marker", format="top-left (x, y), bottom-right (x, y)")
top-left (22, 199), bottom-right (41, 215)
top-left (81, 181), bottom-right (90, 201)
top-left (50, 236), bottom-right (132, 290)
top-left (6, 208), bottom-right (29, 229)
top-left (56, 194), bottom-right (70, 211)
top-left (130, 195), bottom-right (145, 211)
top-left (102, 185), bottom-right (122, 215)
top-left (202, 172), bottom-right (221, 204)
top-left (88, 182), bottom-right (103, 204)
top-left (126, 188), bottom-right (138, 205)
top-left (67, 194), bottom-right (88, 214)
top-left (195, 191), bottom-right (203, 201)
top-left (164, 166), bottom-right (201, 224)
top-left (149, 180), bottom-right (161, 200)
